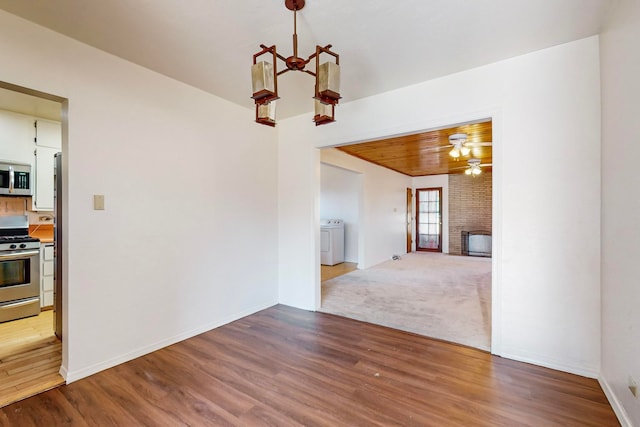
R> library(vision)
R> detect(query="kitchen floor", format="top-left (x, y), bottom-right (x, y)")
top-left (0, 310), bottom-right (64, 408)
top-left (321, 262), bottom-right (358, 282)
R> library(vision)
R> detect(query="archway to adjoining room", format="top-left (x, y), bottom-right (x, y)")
top-left (316, 117), bottom-right (496, 353)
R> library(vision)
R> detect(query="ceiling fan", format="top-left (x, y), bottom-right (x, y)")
top-left (447, 133), bottom-right (492, 159)
top-left (450, 158), bottom-right (493, 176)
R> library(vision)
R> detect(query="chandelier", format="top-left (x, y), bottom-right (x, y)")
top-left (251, 0), bottom-right (341, 127)
top-left (449, 133), bottom-right (470, 159)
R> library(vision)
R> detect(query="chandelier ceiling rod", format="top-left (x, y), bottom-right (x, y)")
top-left (293, 6), bottom-right (298, 60)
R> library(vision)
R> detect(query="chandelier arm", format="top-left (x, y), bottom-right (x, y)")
top-left (277, 69), bottom-right (291, 76)
top-left (305, 45), bottom-right (333, 63)
top-left (255, 44), bottom-right (276, 63)
top-left (302, 70), bottom-right (316, 77)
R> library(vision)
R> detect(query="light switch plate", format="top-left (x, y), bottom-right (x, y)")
top-left (94, 194), bottom-right (105, 210)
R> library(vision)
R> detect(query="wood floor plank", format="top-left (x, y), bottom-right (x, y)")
top-left (0, 305), bottom-right (620, 426)
top-left (0, 311), bottom-right (63, 409)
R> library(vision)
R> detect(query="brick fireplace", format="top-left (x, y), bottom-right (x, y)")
top-left (448, 172), bottom-right (492, 255)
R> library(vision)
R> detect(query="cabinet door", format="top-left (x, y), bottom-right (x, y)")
top-left (44, 260), bottom-right (54, 276)
top-left (44, 245), bottom-right (54, 261)
top-left (42, 275), bottom-right (54, 291)
top-left (35, 120), bottom-right (62, 149)
top-left (33, 146), bottom-right (58, 211)
top-left (0, 110), bottom-right (35, 164)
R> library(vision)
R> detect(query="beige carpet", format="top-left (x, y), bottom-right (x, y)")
top-left (319, 252), bottom-right (492, 351)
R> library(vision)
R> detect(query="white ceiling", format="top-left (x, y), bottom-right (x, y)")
top-left (0, 87), bottom-right (61, 121)
top-left (0, 0), bottom-right (614, 119)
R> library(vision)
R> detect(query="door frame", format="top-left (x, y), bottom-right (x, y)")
top-left (406, 188), bottom-right (413, 253)
top-left (0, 80), bottom-right (67, 377)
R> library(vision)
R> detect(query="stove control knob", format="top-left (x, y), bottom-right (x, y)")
top-left (19, 243), bottom-right (27, 249)
top-left (9, 244), bottom-right (17, 249)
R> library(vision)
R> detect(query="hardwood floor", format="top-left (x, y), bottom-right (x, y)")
top-left (0, 310), bottom-right (64, 408)
top-left (0, 305), bottom-right (618, 426)
top-left (321, 262), bottom-right (358, 282)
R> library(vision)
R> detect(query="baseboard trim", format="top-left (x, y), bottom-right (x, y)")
top-left (599, 375), bottom-right (633, 427)
top-left (58, 364), bottom-right (69, 382)
top-left (499, 350), bottom-right (599, 379)
top-left (64, 300), bottom-right (278, 384)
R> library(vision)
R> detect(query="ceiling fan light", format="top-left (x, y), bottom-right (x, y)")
top-left (472, 166), bottom-right (482, 175)
top-left (449, 133), bottom-right (467, 144)
top-left (449, 147), bottom-right (460, 158)
top-left (465, 168), bottom-right (472, 175)
top-left (460, 145), bottom-right (471, 156)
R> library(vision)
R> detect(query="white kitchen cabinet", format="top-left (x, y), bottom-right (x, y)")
top-left (33, 146), bottom-right (58, 211)
top-left (41, 243), bottom-right (55, 308)
top-left (35, 119), bottom-right (62, 149)
top-left (0, 110), bottom-right (35, 164)
top-left (0, 110), bottom-right (61, 210)
top-left (32, 120), bottom-right (61, 211)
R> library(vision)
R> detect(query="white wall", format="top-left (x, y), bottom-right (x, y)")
top-left (412, 175), bottom-right (449, 253)
top-left (278, 36), bottom-right (602, 377)
top-left (0, 10), bottom-right (279, 382)
top-left (600, 0), bottom-right (640, 424)
top-left (320, 162), bottom-right (360, 264)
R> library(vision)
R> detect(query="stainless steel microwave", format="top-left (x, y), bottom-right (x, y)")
top-left (0, 162), bottom-right (32, 196)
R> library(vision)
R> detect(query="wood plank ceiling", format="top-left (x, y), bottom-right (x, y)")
top-left (337, 120), bottom-right (492, 177)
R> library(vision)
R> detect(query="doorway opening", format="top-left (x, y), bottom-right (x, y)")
top-left (317, 118), bottom-right (494, 352)
top-left (0, 81), bottom-right (66, 407)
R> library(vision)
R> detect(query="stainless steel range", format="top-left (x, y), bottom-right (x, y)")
top-left (0, 215), bottom-right (40, 323)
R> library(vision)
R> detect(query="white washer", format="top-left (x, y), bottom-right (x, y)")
top-left (320, 219), bottom-right (344, 266)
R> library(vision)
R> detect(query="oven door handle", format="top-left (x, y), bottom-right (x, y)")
top-left (0, 250), bottom-right (40, 261)
top-left (0, 298), bottom-right (38, 309)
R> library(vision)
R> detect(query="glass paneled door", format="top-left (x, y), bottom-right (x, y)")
top-left (416, 188), bottom-right (442, 252)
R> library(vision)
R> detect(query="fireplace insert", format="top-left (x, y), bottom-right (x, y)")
top-left (461, 230), bottom-right (492, 257)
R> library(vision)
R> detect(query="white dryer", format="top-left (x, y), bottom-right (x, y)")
top-left (320, 219), bottom-right (345, 266)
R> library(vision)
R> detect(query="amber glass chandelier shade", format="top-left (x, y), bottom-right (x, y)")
top-left (313, 99), bottom-right (335, 126)
top-left (256, 101), bottom-right (277, 127)
top-left (251, 61), bottom-right (278, 103)
top-left (316, 62), bottom-right (341, 104)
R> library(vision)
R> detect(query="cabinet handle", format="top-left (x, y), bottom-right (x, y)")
top-left (8, 165), bottom-right (14, 193)
top-left (0, 298), bottom-right (37, 309)
top-left (0, 250), bottom-right (40, 261)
